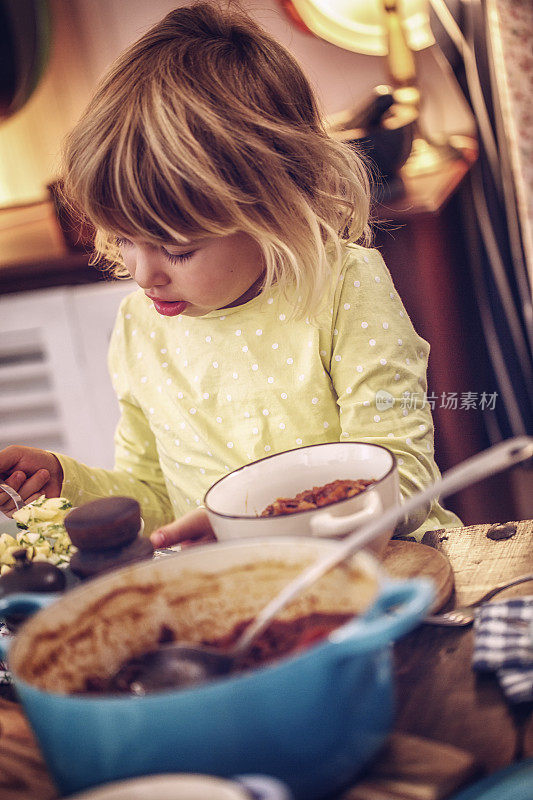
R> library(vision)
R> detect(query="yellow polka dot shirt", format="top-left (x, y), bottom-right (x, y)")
top-left (57, 244), bottom-right (461, 539)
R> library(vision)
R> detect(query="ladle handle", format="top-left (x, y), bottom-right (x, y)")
top-left (233, 436), bottom-right (533, 657)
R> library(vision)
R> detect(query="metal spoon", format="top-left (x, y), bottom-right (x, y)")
top-left (424, 573), bottom-right (533, 626)
top-left (115, 436), bottom-right (533, 694)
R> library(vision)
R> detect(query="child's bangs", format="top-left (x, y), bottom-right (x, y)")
top-left (85, 149), bottom-right (225, 247)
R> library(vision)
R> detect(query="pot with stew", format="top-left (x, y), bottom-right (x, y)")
top-left (0, 537), bottom-right (433, 799)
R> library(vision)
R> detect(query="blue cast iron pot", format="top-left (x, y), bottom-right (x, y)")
top-left (0, 538), bottom-right (433, 799)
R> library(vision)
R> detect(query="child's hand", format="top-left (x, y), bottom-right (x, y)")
top-left (0, 446), bottom-right (64, 516)
top-left (150, 507), bottom-right (216, 549)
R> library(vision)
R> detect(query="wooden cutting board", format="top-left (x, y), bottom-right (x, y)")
top-left (343, 732), bottom-right (479, 800)
top-left (381, 540), bottom-right (454, 613)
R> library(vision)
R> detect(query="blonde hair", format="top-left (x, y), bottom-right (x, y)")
top-left (62, 1), bottom-right (371, 318)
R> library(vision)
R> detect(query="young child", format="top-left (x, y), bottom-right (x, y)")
top-left (0, 2), bottom-right (461, 546)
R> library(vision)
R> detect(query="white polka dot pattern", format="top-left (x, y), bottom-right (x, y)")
top-left (61, 244), bottom-right (460, 541)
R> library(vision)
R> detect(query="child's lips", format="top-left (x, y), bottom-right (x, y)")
top-left (147, 296), bottom-right (188, 316)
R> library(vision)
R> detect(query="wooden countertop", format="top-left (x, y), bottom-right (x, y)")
top-left (0, 200), bottom-right (100, 295)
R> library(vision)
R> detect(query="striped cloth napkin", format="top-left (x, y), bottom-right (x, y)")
top-left (473, 596), bottom-right (533, 703)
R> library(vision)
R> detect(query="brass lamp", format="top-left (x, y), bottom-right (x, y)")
top-left (284, 0), bottom-right (459, 175)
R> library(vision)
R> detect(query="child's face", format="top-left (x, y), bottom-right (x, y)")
top-left (117, 232), bottom-right (265, 317)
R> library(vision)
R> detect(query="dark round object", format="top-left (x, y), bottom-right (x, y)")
top-left (0, 549), bottom-right (67, 632)
top-left (65, 497), bottom-right (141, 551)
top-left (486, 522), bottom-right (517, 541)
top-left (69, 536), bottom-right (154, 579)
top-left (0, 549), bottom-right (66, 597)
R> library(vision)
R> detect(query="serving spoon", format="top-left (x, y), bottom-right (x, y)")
top-left (115, 436), bottom-right (533, 694)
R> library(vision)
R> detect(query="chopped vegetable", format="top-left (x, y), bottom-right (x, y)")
top-left (2, 495), bottom-right (77, 572)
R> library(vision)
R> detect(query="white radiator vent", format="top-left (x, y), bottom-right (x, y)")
top-left (0, 282), bottom-right (134, 467)
top-left (0, 325), bottom-right (65, 452)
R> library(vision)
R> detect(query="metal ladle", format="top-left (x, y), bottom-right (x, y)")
top-left (113, 436), bottom-right (533, 694)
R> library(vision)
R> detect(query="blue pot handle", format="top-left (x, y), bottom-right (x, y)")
top-left (0, 593), bottom-right (59, 659)
top-left (235, 775), bottom-right (293, 800)
top-left (329, 578), bottom-right (435, 654)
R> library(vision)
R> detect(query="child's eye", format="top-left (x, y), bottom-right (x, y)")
top-left (115, 236), bottom-right (133, 248)
top-left (162, 247), bottom-right (195, 264)
top-left (114, 237), bottom-right (194, 263)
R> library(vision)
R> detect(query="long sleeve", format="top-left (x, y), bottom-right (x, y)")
top-left (53, 299), bottom-right (174, 536)
top-left (55, 396), bottom-right (173, 537)
top-left (329, 247), bottom-right (461, 539)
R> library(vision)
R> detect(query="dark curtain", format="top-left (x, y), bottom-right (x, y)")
top-left (433, 0), bottom-right (533, 440)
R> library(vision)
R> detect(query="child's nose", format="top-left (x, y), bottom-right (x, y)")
top-left (133, 248), bottom-right (170, 289)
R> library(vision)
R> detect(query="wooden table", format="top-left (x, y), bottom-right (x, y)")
top-left (347, 518), bottom-right (533, 799)
top-left (0, 521), bottom-right (531, 800)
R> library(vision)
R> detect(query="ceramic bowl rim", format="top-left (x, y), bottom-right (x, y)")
top-left (203, 441), bottom-right (397, 520)
top-left (66, 772), bottom-right (253, 800)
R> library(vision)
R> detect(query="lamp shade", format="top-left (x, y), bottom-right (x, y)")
top-left (287, 0), bottom-right (434, 56)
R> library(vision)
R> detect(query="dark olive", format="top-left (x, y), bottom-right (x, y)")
top-left (0, 550), bottom-right (67, 632)
top-left (0, 549), bottom-right (66, 597)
